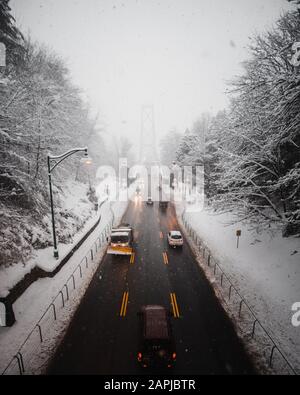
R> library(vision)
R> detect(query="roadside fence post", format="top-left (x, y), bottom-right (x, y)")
top-left (17, 352), bottom-right (25, 374)
top-left (251, 319), bottom-right (258, 338)
top-left (59, 291), bottom-right (64, 307)
top-left (269, 345), bottom-right (277, 368)
top-left (64, 284), bottom-right (69, 301)
top-left (36, 324), bottom-right (43, 343)
top-left (228, 285), bottom-right (232, 300)
top-left (51, 303), bottom-right (57, 320)
top-left (14, 354), bottom-right (24, 375)
top-left (239, 300), bottom-right (244, 317)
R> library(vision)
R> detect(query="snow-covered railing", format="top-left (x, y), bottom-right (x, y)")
top-left (181, 210), bottom-right (298, 376)
top-left (1, 213), bottom-right (114, 375)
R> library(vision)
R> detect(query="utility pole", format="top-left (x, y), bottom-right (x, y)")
top-left (47, 148), bottom-right (92, 259)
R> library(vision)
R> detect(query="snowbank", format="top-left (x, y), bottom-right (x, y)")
top-left (0, 180), bottom-right (96, 297)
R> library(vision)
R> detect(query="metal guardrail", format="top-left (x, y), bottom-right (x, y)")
top-left (1, 213), bottom-right (114, 375)
top-left (181, 210), bottom-right (297, 375)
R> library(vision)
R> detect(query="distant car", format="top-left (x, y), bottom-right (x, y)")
top-left (167, 231), bottom-right (183, 248)
top-left (146, 197), bottom-right (153, 205)
top-left (137, 305), bottom-right (176, 368)
top-left (159, 201), bottom-right (168, 209)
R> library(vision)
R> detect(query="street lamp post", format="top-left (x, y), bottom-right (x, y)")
top-left (47, 147), bottom-right (92, 259)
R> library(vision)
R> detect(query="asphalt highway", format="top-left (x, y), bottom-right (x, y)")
top-left (48, 197), bottom-right (255, 375)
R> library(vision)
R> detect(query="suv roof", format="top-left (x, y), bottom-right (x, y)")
top-left (111, 231), bottom-right (129, 237)
top-left (170, 231), bottom-right (182, 237)
top-left (112, 227), bottom-right (131, 233)
top-left (142, 305), bottom-right (170, 340)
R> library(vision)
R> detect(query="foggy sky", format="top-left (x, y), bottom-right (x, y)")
top-left (11, 0), bottom-right (293, 150)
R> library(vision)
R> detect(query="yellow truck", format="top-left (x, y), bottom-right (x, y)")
top-left (107, 224), bottom-right (133, 255)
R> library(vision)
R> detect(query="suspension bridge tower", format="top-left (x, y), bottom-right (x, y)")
top-left (139, 105), bottom-right (159, 167)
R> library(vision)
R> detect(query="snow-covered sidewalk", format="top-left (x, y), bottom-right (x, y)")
top-left (177, 202), bottom-right (300, 373)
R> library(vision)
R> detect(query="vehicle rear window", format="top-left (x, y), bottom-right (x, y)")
top-left (144, 309), bottom-right (169, 339)
top-left (171, 234), bottom-right (182, 239)
top-left (111, 235), bottom-right (129, 243)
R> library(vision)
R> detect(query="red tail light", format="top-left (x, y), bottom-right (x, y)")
top-left (172, 352), bottom-right (177, 360)
top-left (137, 352), bottom-right (142, 361)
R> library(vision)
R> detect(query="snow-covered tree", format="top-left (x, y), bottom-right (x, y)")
top-left (203, 111), bottom-right (228, 200)
top-left (176, 8), bottom-right (299, 235)
top-left (212, 9), bottom-right (300, 234)
top-left (159, 129), bottom-right (183, 166)
top-left (0, 0), bottom-right (24, 68)
top-left (0, 37), bottom-right (108, 265)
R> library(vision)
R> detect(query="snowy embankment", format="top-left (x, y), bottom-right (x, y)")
top-left (0, 178), bottom-right (134, 374)
top-left (0, 180), bottom-right (96, 298)
top-left (178, 202), bottom-right (300, 372)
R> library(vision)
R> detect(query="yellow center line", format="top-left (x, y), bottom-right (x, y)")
top-left (123, 292), bottom-right (129, 316)
top-left (130, 252), bottom-right (135, 264)
top-left (162, 252), bottom-right (167, 265)
top-left (162, 251), bottom-right (169, 265)
top-left (120, 292), bottom-right (126, 316)
top-left (170, 293), bottom-right (180, 318)
top-left (170, 293), bottom-right (176, 317)
top-left (173, 293), bottom-right (180, 318)
top-left (120, 291), bottom-right (129, 317)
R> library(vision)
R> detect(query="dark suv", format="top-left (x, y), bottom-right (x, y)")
top-left (137, 305), bottom-right (176, 368)
top-left (159, 201), bottom-right (168, 209)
